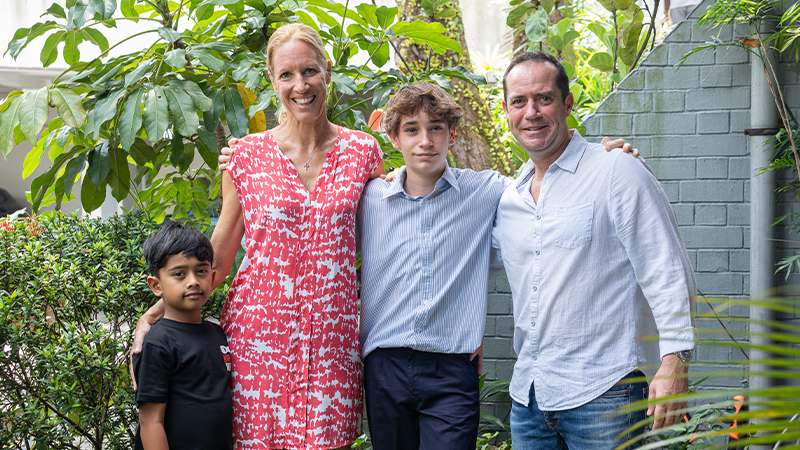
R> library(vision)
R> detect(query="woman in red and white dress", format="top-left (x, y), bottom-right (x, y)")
top-left (133, 23), bottom-right (384, 450)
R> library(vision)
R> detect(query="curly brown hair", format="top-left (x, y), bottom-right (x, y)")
top-left (381, 82), bottom-right (463, 136)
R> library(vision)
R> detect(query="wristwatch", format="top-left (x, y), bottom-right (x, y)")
top-left (672, 349), bottom-right (693, 363)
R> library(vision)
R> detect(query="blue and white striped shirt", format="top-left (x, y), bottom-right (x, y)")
top-left (357, 166), bottom-right (511, 358)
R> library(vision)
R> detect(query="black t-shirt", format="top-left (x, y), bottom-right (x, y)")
top-left (133, 319), bottom-right (232, 450)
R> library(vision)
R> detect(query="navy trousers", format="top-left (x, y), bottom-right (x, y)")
top-left (363, 348), bottom-right (480, 450)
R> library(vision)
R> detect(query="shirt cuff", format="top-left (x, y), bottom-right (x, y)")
top-left (659, 331), bottom-right (696, 359)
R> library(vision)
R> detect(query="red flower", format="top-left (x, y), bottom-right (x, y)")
top-left (0, 221), bottom-right (14, 233)
top-left (26, 220), bottom-right (42, 237)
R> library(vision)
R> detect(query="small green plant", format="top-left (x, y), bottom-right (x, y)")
top-left (476, 431), bottom-right (513, 450)
top-left (0, 212), bottom-right (227, 449)
top-left (477, 374), bottom-right (512, 448)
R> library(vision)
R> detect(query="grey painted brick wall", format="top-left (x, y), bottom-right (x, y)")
top-left (481, 0), bottom-right (800, 425)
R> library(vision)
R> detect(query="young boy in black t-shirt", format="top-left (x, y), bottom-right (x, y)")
top-left (133, 221), bottom-right (232, 450)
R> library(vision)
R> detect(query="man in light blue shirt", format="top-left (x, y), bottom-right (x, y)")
top-left (492, 51), bottom-right (696, 449)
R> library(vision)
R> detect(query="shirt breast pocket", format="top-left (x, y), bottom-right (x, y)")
top-left (553, 202), bottom-right (593, 249)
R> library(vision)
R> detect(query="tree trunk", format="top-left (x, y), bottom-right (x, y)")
top-left (395, 0), bottom-right (513, 175)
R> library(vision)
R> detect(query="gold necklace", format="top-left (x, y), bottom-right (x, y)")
top-left (300, 127), bottom-right (332, 171)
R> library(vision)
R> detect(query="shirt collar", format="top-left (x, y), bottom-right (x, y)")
top-left (382, 165), bottom-right (460, 200)
top-left (514, 130), bottom-right (587, 189)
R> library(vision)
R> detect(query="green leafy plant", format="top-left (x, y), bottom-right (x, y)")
top-left (0, 211), bottom-right (229, 449)
top-left (477, 374), bottom-right (512, 448)
top-left (0, 0), bottom-right (480, 226)
top-left (616, 296), bottom-right (800, 450)
top-left (0, 212), bottom-right (151, 449)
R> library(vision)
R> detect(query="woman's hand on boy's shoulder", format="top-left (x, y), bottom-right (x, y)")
top-left (130, 299), bottom-right (166, 391)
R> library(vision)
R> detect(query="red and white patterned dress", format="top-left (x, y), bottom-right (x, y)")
top-left (222, 127), bottom-right (382, 450)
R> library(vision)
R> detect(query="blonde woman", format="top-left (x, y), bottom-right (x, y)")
top-left (133, 23), bottom-right (384, 450)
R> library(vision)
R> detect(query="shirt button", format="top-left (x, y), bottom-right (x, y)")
top-left (532, 354), bottom-right (538, 360)
top-left (535, 214), bottom-right (541, 220)
top-left (535, 250), bottom-right (540, 255)
top-left (532, 286), bottom-right (538, 292)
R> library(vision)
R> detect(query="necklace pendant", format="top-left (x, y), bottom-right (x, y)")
top-left (303, 163), bottom-right (310, 171)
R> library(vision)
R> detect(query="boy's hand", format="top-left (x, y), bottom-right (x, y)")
top-left (470, 343), bottom-right (483, 376)
top-left (602, 136), bottom-right (644, 162)
top-left (219, 138), bottom-right (238, 171)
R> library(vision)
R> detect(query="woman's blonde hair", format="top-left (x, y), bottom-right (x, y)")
top-left (266, 23), bottom-right (329, 124)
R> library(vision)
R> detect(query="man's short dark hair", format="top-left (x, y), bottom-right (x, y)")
top-left (143, 221), bottom-right (214, 276)
top-left (503, 51), bottom-right (570, 103)
top-left (381, 81), bottom-right (463, 136)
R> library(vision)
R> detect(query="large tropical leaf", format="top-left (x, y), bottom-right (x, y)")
top-left (86, 141), bottom-right (111, 188)
top-left (40, 30), bottom-right (67, 67)
top-left (62, 151), bottom-right (88, 198)
top-left (63, 30), bottom-right (82, 65)
top-left (144, 86), bottom-right (169, 142)
top-left (108, 148), bottom-right (130, 201)
top-left (92, 0), bottom-right (117, 19)
top-left (80, 28), bottom-right (109, 53)
top-left (172, 80), bottom-right (213, 112)
top-left (391, 21), bottom-right (463, 54)
top-left (66, 0), bottom-right (96, 30)
top-left (223, 88), bottom-right (248, 138)
top-left (124, 60), bottom-right (156, 88)
top-left (81, 176), bottom-right (107, 212)
top-left (526, 6), bottom-right (549, 43)
top-left (49, 86), bottom-right (87, 128)
top-left (6, 22), bottom-right (58, 59)
top-left (0, 94), bottom-right (24, 157)
top-left (19, 88), bottom-right (50, 144)
top-left (85, 88), bottom-right (126, 140)
top-left (119, 88), bottom-right (144, 150)
top-left (164, 86), bottom-right (200, 137)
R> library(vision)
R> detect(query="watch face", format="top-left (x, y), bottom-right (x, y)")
top-left (677, 350), bottom-right (692, 362)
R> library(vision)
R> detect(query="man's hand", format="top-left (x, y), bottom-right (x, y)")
top-left (601, 136), bottom-right (644, 161)
top-left (647, 354), bottom-right (689, 429)
top-left (219, 137), bottom-right (238, 171)
top-left (469, 343), bottom-right (484, 376)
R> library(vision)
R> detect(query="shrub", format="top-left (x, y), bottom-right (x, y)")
top-left (0, 212), bottom-right (226, 449)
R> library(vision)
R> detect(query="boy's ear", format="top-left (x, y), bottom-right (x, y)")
top-left (387, 130), bottom-right (401, 150)
top-left (448, 126), bottom-right (456, 146)
top-left (211, 269), bottom-right (218, 286)
top-left (146, 275), bottom-right (163, 298)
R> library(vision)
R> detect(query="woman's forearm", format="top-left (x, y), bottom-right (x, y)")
top-left (210, 171), bottom-right (245, 290)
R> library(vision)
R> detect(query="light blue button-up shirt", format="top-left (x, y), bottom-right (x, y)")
top-left (492, 132), bottom-right (696, 411)
top-left (357, 166), bottom-right (511, 358)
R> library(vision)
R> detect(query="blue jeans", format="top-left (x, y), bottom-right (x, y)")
top-left (511, 371), bottom-right (649, 450)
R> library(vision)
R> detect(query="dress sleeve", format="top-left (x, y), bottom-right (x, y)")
top-left (134, 340), bottom-right (176, 406)
top-left (360, 134), bottom-right (383, 184)
top-left (226, 136), bottom-right (252, 183)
